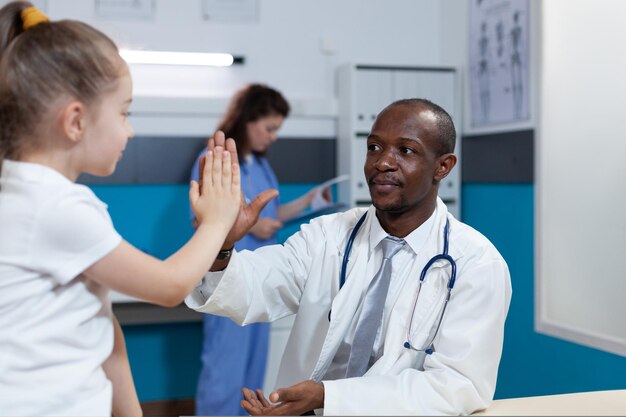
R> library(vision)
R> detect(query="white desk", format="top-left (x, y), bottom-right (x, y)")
top-left (474, 390), bottom-right (626, 416)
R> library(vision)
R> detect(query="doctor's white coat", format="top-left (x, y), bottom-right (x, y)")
top-left (186, 199), bottom-right (512, 415)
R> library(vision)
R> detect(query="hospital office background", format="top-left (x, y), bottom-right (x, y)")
top-left (13, 0), bottom-right (626, 414)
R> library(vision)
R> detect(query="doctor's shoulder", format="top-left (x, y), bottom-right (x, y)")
top-left (448, 216), bottom-right (508, 268)
top-left (448, 217), bottom-right (512, 313)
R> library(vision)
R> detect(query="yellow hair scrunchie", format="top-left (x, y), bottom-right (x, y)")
top-left (21, 6), bottom-right (49, 31)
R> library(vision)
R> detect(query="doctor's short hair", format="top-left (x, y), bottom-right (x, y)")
top-left (389, 98), bottom-right (456, 156)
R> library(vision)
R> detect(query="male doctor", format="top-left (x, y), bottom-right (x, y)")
top-left (186, 98), bottom-right (512, 415)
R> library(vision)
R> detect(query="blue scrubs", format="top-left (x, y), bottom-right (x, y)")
top-left (190, 151), bottom-right (280, 416)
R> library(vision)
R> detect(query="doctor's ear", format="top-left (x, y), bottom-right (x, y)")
top-left (60, 101), bottom-right (87, 143)
top-left (434, 153), bottom-right (457, 181)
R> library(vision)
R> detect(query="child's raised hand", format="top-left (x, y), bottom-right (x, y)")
top-left (192, 130), bottom-right (279, 252)
top-left (190, 131), bottom-right (241, 230)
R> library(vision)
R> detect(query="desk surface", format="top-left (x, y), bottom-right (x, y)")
top-left (474, 390), bottom-right (626, 416)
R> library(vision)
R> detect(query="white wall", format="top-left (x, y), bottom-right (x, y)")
top-left (32, 0), bottom-right (443, 100)
top-left (536, 0), bottom-right (626, 357)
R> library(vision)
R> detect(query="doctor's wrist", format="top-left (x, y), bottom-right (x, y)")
top-left (313, 381), bottom-right (325, 410)
top-left (216, 246), bottom-right (233, 261)
top-left (210, 245), bottom-right (234, 272)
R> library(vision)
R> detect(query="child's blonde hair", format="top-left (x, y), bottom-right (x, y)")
top-left (0, 1), bottom-right (125, 165)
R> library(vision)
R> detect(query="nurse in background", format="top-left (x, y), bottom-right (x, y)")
top-left (190, 83), bottom-right (329, 416)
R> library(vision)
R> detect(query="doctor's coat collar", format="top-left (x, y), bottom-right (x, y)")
top-left (368, 204), bottom-right (439, 257)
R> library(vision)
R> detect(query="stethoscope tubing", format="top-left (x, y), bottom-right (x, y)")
top-left (334, 211), bottom-right (456, 355)
top-left (339, 212), bottom-right (368, 289)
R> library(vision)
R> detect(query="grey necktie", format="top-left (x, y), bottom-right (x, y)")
top-left (345, 236), bottom-right (405, 378)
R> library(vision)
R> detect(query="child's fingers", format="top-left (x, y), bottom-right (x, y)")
top-left (231, 156), bottom-right (241, 192)
top-left (202, 150), bottom-right (214, 188)
top-left (222, 150), bottom-right (232, 187)
top-left (207, 137), bottom-right (215, 152)
top-left (212, 146), bottom-right (223, 187)
top-left (225, 137), bottom-right (241, 191)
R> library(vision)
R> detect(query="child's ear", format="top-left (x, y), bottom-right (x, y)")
top-left (61, 101), bottom-right (86, 143)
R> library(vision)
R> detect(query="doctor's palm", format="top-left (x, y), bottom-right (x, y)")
top-left (224, 190), bottom-right (279, 248)
top-left (199, 130), bottom-right (279, 248)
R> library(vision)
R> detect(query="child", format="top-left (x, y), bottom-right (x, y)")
top-left (0, 2), bottom-right (275, 416)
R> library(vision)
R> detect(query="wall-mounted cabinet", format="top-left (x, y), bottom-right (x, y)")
top-left (337, 64), bottom-right (461, 218)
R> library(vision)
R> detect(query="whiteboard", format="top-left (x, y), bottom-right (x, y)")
top-left (536, 0), bottom-right (626, 356)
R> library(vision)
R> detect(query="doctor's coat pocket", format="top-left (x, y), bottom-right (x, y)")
top-left (380, 344), bottom-right (429, 375)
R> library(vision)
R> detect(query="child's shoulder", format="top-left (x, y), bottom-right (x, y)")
top-left (40, 183), bottom-right (109, 223)
top-left (1, 162), bottom-right (105, 222)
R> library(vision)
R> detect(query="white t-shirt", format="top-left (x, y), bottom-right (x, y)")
top-left (0, 160), bottom-right (122, 416)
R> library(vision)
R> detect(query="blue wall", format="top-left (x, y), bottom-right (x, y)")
top-left (462, 184), bottom-right (626, 399)
top-left (93, 182), bottom-right (626, 402)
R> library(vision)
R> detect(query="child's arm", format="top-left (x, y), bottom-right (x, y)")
top-left (84, 132), bottom-right (276, 307)
top-left (103, 316), bottom-right (142, 417)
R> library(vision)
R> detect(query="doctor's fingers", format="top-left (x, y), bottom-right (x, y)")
top-left (240, 399), bottom-right (263, 416)
top-left (196, 155), bottom-right (206, 193)
top-left (213, 130), bottom-right (226, 148)
top-left (205, 137), bottom-right (215, 154)
top-left (270, 381), bottom-right (323, 411)
top-left (242, 400), bottom-right (291, 417)
top-left (225, 137), bottom-right (238, 158)
top-left (241, 387), bottom-right (264, 406)
top-left (241, 388), bottom-right (267, 414)
top-left (247, 189), bottom-right (279, 219)
top-left (255, 389), bottom-right (271, 407)
top-left (271, 387), bottom-right (293, 403)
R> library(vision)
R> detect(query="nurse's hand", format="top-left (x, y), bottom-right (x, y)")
top-left (250, 218), bottom-right (283, 240)
top-left (240, 380), bottom-right (324, 416)
top-left (320, 186), bottom-right (332, 203)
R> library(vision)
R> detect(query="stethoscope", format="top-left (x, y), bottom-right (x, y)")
top-left (332, 212), bottom-right (457, 355)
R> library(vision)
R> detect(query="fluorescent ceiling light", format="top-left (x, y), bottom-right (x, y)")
top-left (119, 49), bottom-right (235, 67)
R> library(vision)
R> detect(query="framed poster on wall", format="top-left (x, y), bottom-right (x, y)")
top-left (469, 0), bottom-right (530, 128)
